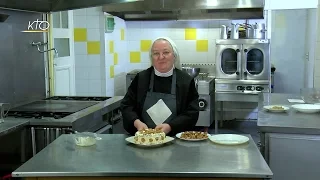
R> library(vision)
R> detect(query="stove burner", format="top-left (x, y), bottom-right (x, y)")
top-left (7, 111), bottom-right (72, 119)
top-left (46, 96), bottom-right (111, 101)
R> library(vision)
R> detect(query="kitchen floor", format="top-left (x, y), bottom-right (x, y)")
top-left (208, 120), bottom-right (260, 144)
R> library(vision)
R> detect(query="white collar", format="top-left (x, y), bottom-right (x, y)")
top-left (154, 66), bottom-right (174, 77)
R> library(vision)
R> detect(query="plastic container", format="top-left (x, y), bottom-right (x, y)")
top-left (74, 132), bottom-right (101, 147)
top-left (301, 88), bottom-right (320, 104)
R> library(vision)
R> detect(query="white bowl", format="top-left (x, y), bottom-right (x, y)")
top-left (291, 104), bottom-right (320, 113)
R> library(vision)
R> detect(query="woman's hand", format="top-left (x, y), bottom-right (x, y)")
top-left (134, 119), bottom-right (148, 130)
top-left (155, 123), bottom-right (171, 134)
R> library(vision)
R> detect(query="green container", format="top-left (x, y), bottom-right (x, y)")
top-left (105, 16), bottom-right (115, 33)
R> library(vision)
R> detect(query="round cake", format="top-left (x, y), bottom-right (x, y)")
top-left (134, 128), bottom-right (166, 145)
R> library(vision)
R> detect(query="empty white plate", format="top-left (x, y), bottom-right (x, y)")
top-left (209, 134), bottom-right (249, 145)
top-left (264, 105), bottom-right (290, 112)
top-left (291, 104), bottom-right (320, 113)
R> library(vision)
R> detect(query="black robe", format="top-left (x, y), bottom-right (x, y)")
top-left (120, 67), bottom-right (199, 136)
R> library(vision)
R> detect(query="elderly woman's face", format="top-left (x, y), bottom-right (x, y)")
top-left (151, 40), bottom-right (175, 73)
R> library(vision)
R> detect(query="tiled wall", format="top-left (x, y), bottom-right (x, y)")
top-left (104, 15), bottom-right (128, 96)
top-left (73, 7), bottom-right (106, 96)
top-left (316, 1), bottom-right (320, 88)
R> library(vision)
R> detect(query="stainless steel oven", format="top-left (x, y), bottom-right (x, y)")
top-left (215, 39), bottom-right (270, 81)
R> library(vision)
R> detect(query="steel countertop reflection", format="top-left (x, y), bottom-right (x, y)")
top-left (13, 134), bottom-right (272, 178)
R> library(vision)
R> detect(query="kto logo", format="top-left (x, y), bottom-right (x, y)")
top-left (21, 19), bottom-right (50, 32)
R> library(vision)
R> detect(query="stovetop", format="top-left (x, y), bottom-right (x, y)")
top-left (7, 111), bottom-right (72, 119)
top-left (9, 100), bottom-right (99, 113)
top-left (6, 96), bottom-right (111, 120)
top-left (45, 96), bottom-right (111, 101)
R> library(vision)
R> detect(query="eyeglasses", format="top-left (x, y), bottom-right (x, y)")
top-left (151, 51), bottom-right (172, 58)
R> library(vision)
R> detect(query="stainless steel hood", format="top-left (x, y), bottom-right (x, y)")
top-left (0, 0), bottom-right (143, 13)
top-left (102, 0), bottom-right (265, 21)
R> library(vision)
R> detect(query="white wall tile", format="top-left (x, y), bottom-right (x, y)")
top-left (314, 60), bottom-right (320, 76)
top-left (74, 42), bottom-right (87, 55)
top-left (127, 29), bottom-right (143, 41)
top-left (219, 20), bottom-right (232, 26)
top-left (89, 80), bottom-right (102, 93)
top-left (114, 17), bottom-right (126, 29)
top-left (76, 92), bottom-right (90, 96)
top-left (197, 28), bottom-right (209, 39)
top-left (88, 55), bottom-right (101, 67)
top-left (171, 28), bottom-right (186, 40)
top-left (90, 92), bottom-right (103, 96)
top-left (75, 55), bottom-right (88, 67)
top-left (75, 67), bottom-right (89, 80)
top-left (208, 28), bottom-right (221, 40)
top-left (175, 40), bottom-right (196, 52)
top-left (86, 7), bottom-right (102, 15)
top-left (73, 16), bottom-right (86, 28)
top-left (87, 29), bottom-right (100, 41)
top-left (141, 52), bottom-right (150, 63)
top-left (86, 15), bottom-right (100, 29)
top-left (177, 21), bottom-right (208, 28)
top-left (105, 54), bottom-right (114, 66)
top-left (126, 22), bottom-right (141, 28)
top-left (127, 41), bottom-right (140, 51)
top-left (141, 63), bottom-right (151, 69)
top-left (73, 9), bottom-right (86, 16)
top-left (89, 67), bottom-right (101, 80)
top-left (141, 28), bottom-right (170, 40)
top-left (75, 79), bottom-right (89, 93)
top-left (208, 20), bottom-right (220, 28)
top-left (106, 78), bottom-right (115, 91)
top-left (314, 77), bottom-right (320, 88)
top-left (179, 52), bottom-right (195, 63)
top-left (114, 41), bottom-right (127, 53)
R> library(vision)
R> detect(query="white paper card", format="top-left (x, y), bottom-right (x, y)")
top-left (146, 99), bottom-right (172, 125)
top-left (288, 99), bottom-right (305, 103)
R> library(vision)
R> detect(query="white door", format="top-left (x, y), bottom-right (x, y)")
top-left (51, 10), bottom-right (75, 96)
top-left (270, 9), bottom-right (316, 93)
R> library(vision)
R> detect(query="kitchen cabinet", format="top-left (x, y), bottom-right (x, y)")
top-left (265, 0), bottom-right (317, 10)
top-left (263, 133), bottom-right (320, 180)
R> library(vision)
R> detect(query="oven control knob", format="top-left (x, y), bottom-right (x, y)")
top-left (246, 86), bottom-right (254, 91)
top-left (256, 86), bottom-right (264, 91)
top-left (237, 86), bottom-right (245, 91)
top-left (198, 99), bottom-right (207, 111)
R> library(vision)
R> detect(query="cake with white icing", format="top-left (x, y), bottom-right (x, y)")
top-left (134, 128), bottom-right (166, 145)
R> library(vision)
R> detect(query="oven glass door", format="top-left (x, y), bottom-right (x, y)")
top-left (242, 43), bottom-right (270, 80)
top-left (216, 44), bottom-right (242, 79)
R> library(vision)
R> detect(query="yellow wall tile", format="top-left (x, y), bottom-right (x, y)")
top-left (196, 40), bottom-right (208, 52)
top-left (110, 65), bottom-right (114, 78)
top-left (121, 29), bottom-right (125, 40)
top-left (185, 28), bottom-right (196, 40)
top-left (109, 41), bottom-right (114, 53)
top-left (140, 40), bottom-right (152, 52)
top-left (87, 41), bottom-right (100, 54)
top-left (114, 53), bottom-right (118, 65)
top-left (130, 52), bottom-right (141, 63)
top-left (74, 28), bottom-right (87, 42)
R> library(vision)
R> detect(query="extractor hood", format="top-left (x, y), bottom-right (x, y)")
top-left (0, 0), bottom-right (143, 13)
top-left (103, 0), bottom-right (265, 20)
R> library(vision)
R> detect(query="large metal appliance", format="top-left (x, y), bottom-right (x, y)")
top-left (214, 39), bottom-right (271, 134)
top-left (6, 96), bottom-right (117, 155)
top-left (126, 69), bottom-right (142, 92)
top-left (196, 77), bottom-right (215, 128)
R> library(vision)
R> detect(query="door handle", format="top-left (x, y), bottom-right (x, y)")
top-left (53, 63), bottom-right (57, 66)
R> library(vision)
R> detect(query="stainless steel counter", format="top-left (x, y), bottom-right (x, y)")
top-left (13, 134), bottom-right (272, 178)
top-left (0, 119), bottom-right (29, 137)
top-left (258, 93), bottom-right (320, 134)
top-left (4, 96), bottom-right (123, 131)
